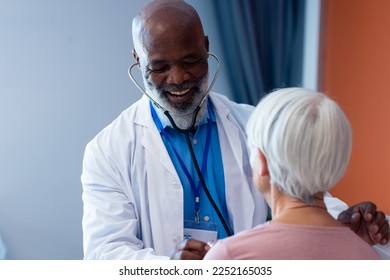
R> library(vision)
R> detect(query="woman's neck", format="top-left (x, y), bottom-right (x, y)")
top-left (268, 188), bottom-right (343, 227)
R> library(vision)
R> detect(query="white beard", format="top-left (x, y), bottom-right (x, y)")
top-left (152, 98), bottom-right (208, 130)
top-left (144, 73), bottom-right (209, 130)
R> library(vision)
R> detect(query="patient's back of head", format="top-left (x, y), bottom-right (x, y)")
top-left (246, 87), bottom-right (352, 203)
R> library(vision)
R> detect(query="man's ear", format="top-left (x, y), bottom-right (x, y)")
top-left (132, 49), bottom-right (140, 64)
top-left (258, 150), bottom-right (269, 177)
top-left (204, 35), bottom-right (209, 52)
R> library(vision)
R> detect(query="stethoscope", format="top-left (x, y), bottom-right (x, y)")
top-left (128, 53), bottom-right (232, 237)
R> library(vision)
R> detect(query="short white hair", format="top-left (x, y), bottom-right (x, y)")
top-left (246, 87), bottom-right (352, 203)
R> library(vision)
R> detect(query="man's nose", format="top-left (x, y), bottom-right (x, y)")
top-left (166, 65), bottom-right (190, 85)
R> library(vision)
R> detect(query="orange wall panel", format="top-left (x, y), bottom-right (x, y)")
top-left (322, 0), bottom-right (390, 213)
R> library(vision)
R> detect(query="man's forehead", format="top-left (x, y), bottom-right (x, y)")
top-left (140, 16), bottom-right (204, 54)
top-left (143, 9), bottom-right (197, 34)
top-left (133, 0), bottom-right (206, 62)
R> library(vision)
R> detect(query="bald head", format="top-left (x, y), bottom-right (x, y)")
top-left (132, 0), bottom-right (206, 57)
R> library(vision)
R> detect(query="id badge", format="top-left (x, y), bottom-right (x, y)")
top-left (184, 220), bottom-right (218, 245)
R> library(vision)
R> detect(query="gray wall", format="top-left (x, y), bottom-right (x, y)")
top-left (0, 0), bottom-right (231, 259)
top-left (0, 0), bottom-right (142, 260)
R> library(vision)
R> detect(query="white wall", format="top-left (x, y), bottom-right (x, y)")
top-left (0, 0), bottom-right (231, 259)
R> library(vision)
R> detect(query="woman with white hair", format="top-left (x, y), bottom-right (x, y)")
top-left (205, 87), bottom-right (380, 259)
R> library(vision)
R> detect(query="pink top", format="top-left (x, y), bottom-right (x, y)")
top-left (204, 222), bottom-right (380, 260)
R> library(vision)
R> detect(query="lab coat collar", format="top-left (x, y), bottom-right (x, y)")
top-left (135, 95), bottom-right (181, 181)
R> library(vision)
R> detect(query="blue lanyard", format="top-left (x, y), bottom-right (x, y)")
top-left (150, 102), bottom-right (213, 224)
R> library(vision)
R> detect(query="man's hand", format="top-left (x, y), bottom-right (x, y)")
top-left (337, 201), bottom-right (389, 246)
top-left (170, 238), bottom-right (211, 260)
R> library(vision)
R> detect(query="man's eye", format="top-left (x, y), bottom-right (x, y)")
top-left (183, 61), bottom-right (200, 67)
top-left (149, 66), bottom-right (168, 73)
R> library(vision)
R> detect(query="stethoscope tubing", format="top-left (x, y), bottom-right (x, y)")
top-left (128, 52), bottom-right (232, 237)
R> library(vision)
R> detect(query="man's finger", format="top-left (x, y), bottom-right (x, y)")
top-left (362, 203), bottom-right (376, 222)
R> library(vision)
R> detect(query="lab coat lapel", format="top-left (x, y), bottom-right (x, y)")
top-left (135, 96), bottom-right (183, 255)
top-left (210, 94), bottom-right (255, 233)
top-left (136, 96), bottom-right (179, 180)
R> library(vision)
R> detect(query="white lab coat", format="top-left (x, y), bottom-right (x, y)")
top-left (81, 92), bottom-right (269, 259)
top-left (81, 92), bottom-right (347, 260)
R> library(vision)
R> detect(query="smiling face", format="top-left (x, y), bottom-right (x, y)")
top-left (132, 1), bottom-right (210, 127)
top-left (142, 22), bottom-right (209, 114)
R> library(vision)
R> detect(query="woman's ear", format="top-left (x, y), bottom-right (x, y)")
top-left (258, 150), bottom-right (269, 177)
